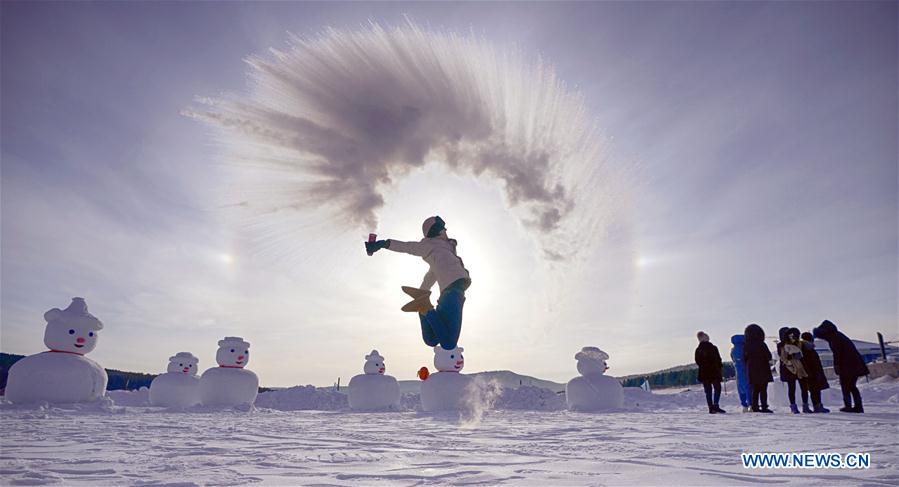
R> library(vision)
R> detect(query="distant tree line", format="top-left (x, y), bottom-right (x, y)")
top-left (620, 363), bottom-right (736, 389)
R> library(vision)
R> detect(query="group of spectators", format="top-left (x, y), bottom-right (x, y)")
top-left (694, 320), bottom-right (870, 414)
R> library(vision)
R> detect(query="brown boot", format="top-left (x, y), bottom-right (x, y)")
top-left (401, 294), bottom-right (434, 314)
top-left (401, 286), bottom-right (431, 299)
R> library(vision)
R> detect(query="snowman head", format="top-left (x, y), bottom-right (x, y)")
top-left (216, 337), bottom-right (250, 368)
top-left (433, 345), bottom-right (464, 372)
top-left (43, 297), bottom-right (103, 355)
top-left (575, 346), bottom-right (609, 377)
top-left (167, 352), bottom-right (199, 375)
top-left (363, 350), bottom-right (386, 375)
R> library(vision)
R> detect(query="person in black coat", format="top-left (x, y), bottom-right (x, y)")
top-left (813, 320), bottom-right (869, 413)
top-left (694, 331), bottom-right (726, 414)
top-left (800, 331), bottom-right (830, 413)
top-left (743, 323), bottom-right (774, 413)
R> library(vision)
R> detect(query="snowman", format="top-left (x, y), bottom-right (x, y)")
top-left (566, 346), bottom-right (624, 411)
top-left (199, 337), bottom-right (258, 407)
top-left (347, 350), bottom-right (400, 411)
top-left (420, 345), bottom-right (472, 412)
top-left (149, 352), bottom-right (201, 408)
top-left (5, 297), bottom-right (108, 404)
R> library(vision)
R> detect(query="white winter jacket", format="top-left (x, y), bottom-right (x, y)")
top-left (387, 237), bottom-right (471, 293)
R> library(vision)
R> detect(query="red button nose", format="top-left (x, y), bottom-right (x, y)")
top-left (76, 337), bottom-right (86, 343)
top-left (237, 355), bottom-right (245, 360)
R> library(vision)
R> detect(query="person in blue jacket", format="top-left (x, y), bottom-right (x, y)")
top-left (730, 334), bottom-right (751, 412)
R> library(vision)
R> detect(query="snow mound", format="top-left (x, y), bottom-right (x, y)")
top-left (400, 392), bottom-right (422, 411)
top-left (0, 394), bottom-right (122, 414)
top-left (107, 387), bottom-right (150, 407)
top-left (254, 386), bottom-right (348, 411)
top-left (496, 385), bottom-right (565, 411)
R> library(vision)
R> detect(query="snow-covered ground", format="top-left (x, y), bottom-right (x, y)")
top-left (1, 377), bottom-right (897, 486)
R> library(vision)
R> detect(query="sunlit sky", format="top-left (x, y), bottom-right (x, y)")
top-left (2, 1), bottom-right (896, 387)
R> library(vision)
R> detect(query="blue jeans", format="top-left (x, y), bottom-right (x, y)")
top-left (734, 362), bottom-right (750, 407)
top-left (419, 286), bottom-right (465, 350)
top-left (703, 381), bottom-right (721, 408)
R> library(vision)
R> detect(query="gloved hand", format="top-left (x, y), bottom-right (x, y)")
top-left (365, 239), bottom-right (389, 255)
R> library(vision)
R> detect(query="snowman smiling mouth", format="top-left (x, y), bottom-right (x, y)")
top-left (74, 343), bottom-right (84, 348)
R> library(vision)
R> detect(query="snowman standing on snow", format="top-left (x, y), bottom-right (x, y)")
top-left (149, 352), bottom-right (201, 408)
top-left (5, 297), bottom-right (108, 404)
top-left (348, 350), bottom-right (400, 411)
top-left (420, 345), bottom-right (472, 412)
top-left (566, 346), bottom-right (624, 411)
top-left (199, 337), bottom-right (258, 407)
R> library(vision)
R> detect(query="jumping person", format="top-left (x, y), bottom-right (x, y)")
top-left (813, 320), bottom-right (869, 413)
top-left (743, 323), bottom-right (774, 413)
top-left (365, 216), bottom-right (471, 351)
top-left (695, 331), bottom-right (726, 414)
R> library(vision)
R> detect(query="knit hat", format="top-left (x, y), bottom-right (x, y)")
top-left (696, 331), bottom-right (709, 342)
top-left (422, 216), bottom-right (446, 238)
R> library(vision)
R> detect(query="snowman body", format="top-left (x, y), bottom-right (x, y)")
top-left (6, 352), bottom-right (107, 404)
top-left (150, 352), bottom-right (201, 408)
top-left (348, 350), bottom-right (400, 411)
top-left (566, 347), bottom-right (624, 411)
top-left (420, 345), bottom-right (472, 412)
top-left (199, 337), bottom-right (258, 406)
top-left (5, 298), bottom-right (108, 404)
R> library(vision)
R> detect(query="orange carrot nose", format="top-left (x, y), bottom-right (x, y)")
top-left (417, 367), bottom-right (430, 381)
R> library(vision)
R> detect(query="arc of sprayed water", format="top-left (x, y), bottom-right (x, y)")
top-left (184, 20), bottom-right (629, 261)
